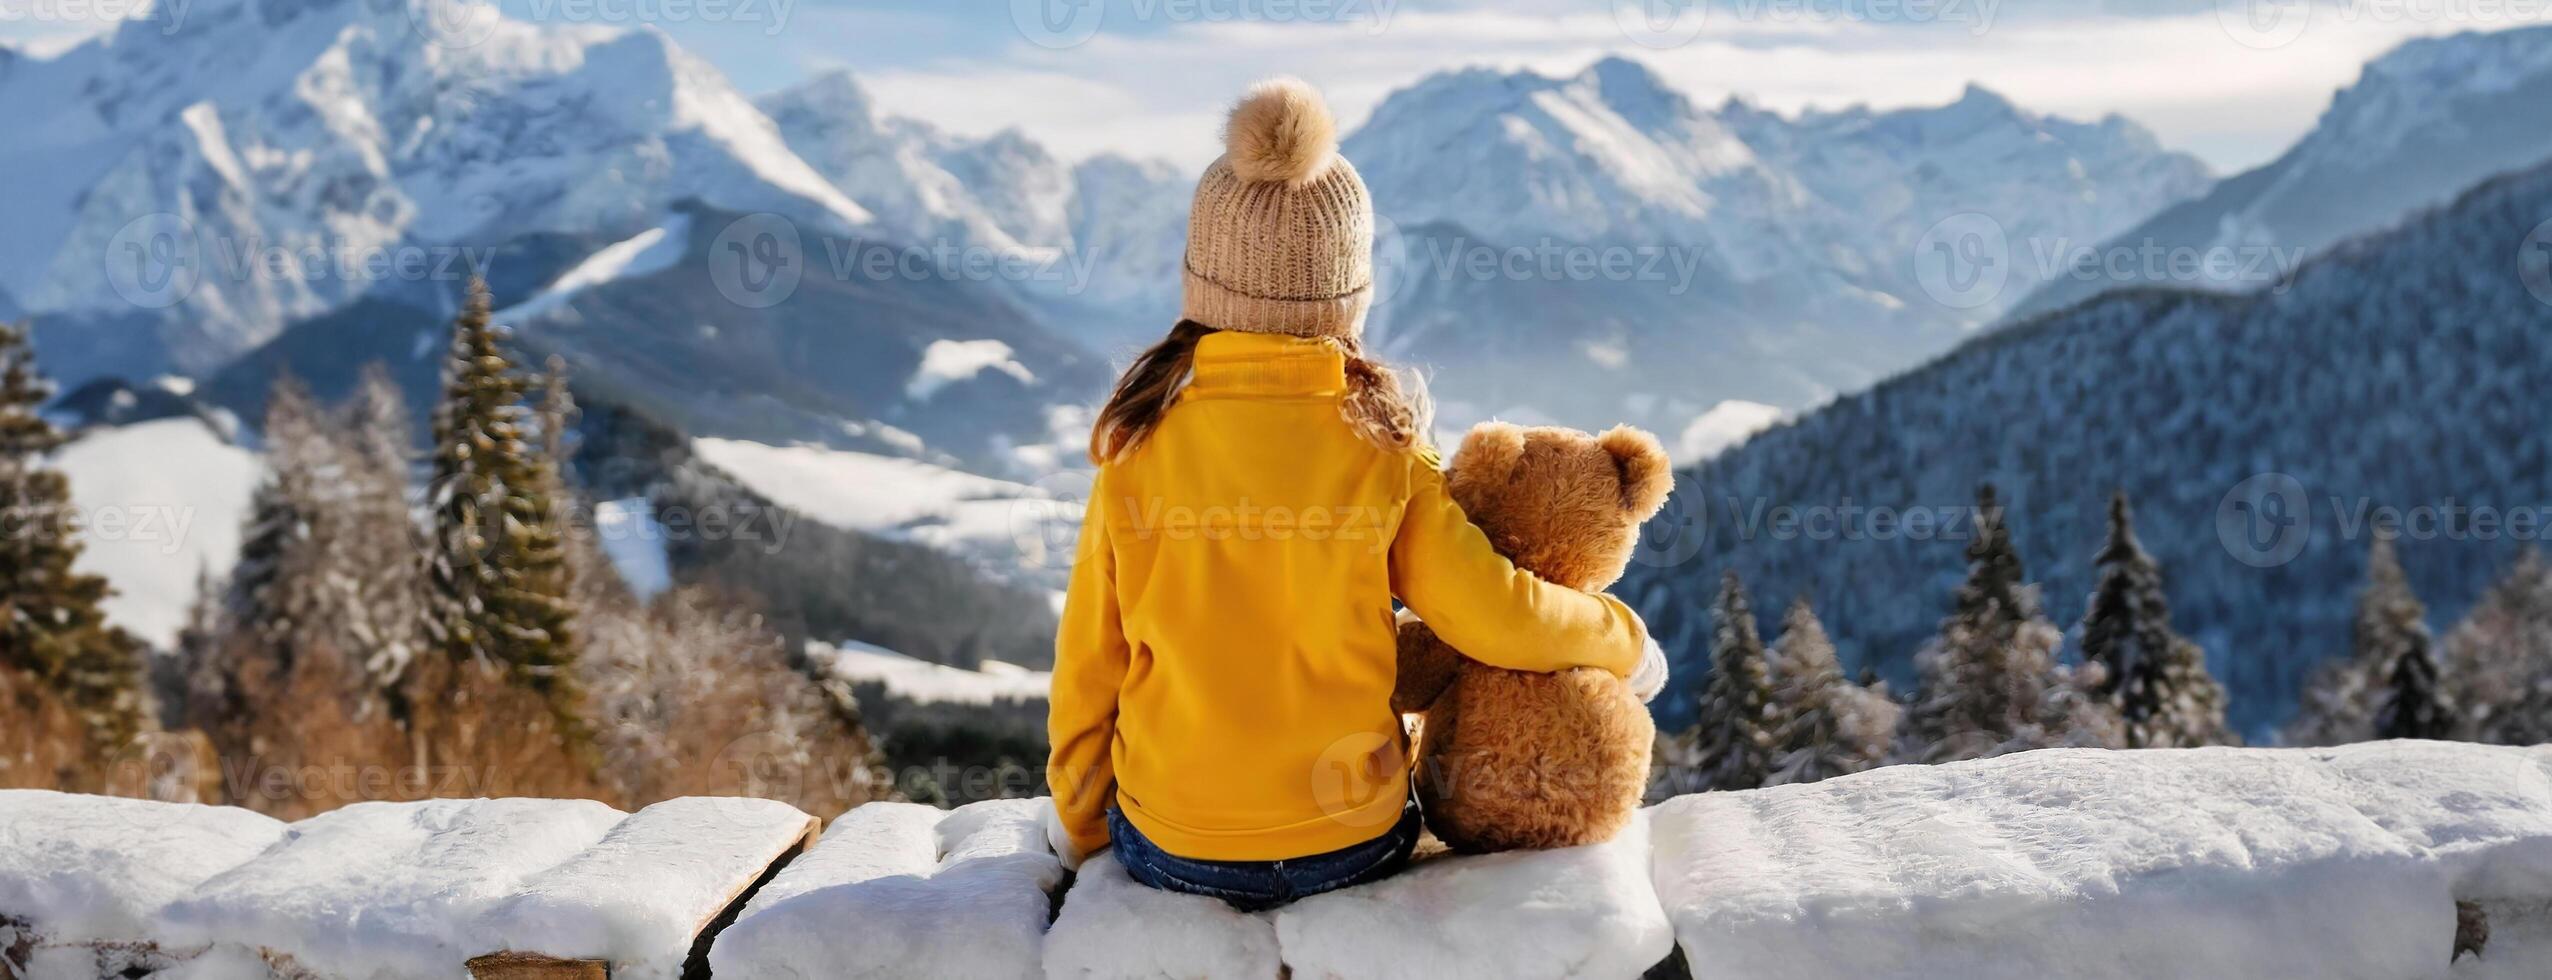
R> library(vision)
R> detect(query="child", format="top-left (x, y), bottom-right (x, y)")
top-left (1045, 78), bottom-right (1666, 910)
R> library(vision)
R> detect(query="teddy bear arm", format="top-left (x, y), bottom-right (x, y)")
top-left (1393, 620), bottom-right (1463, 715)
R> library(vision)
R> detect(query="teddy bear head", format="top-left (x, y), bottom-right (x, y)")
top-left (1440, 422), bottom-right (1676, 592)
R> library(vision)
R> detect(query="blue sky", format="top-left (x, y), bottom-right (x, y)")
top-left (8, 0), bottom-right (2547, 173)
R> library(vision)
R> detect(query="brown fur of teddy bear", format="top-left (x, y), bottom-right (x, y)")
top-left (1393, 422), bottom-right (1675, 852)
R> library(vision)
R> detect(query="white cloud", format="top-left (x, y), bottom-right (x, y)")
top-left (1677, 399), bottom-right (1786, 463)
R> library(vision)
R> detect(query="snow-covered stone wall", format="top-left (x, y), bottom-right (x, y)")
top-left (4, 742), bottom-right (2548, 980)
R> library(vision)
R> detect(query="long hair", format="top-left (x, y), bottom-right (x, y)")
top-left (1087, 321), bottom-right (1433, 464)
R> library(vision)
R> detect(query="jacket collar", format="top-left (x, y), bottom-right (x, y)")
top-left (1187, 331), bottom-right (1348, 397)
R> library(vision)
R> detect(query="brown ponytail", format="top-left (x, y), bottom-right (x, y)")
top-left (1328, 335), bottom-right (1433, 453)
top-left (1089, 320), bottom-right (1214, 464)
top-left (1087, 321), bottom-right (1436, 464)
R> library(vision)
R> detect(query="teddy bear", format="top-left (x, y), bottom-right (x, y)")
top-left (1392, 422), bottom-right (1676, 853)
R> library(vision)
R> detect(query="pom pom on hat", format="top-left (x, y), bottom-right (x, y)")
top-left (1223, 76), bottom-right (1339, 186)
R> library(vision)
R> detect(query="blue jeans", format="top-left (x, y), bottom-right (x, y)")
top-left (1107, 797), bottom-right (1421, 912)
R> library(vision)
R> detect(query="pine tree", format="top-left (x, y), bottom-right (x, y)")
top-left (2445, 550), bottom-right (2552, 743)
top-left (2293, 534), bottom-right (2456, 744)
top-left (2360, 536), bottom-right (2452, 740)
top-left (1903, 483), bottom-right (2120, 762)
top-left (229, 377), bottom-right (330, 661)
top-left (1767, 597), bottom-right (1897, 786)
top-left (339, 364), bottom-right (425, 709)
top-left (1955, 483), bottom-right (2035, 626)
top-left (2081, 491), bottom-right (2231, 748)
top-left (0, 322), bottom-right (146, 751)
top-left (424, 281), bottom-right (582, 730)
top-left (1687, 571), bottom-right (1778, 791)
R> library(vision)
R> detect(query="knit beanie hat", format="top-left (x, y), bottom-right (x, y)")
top-left (1180, 77), bottom-right (1374, 340)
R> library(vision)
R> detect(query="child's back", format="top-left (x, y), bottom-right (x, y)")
top-left (1045, 78), bottom-right (1655, 905)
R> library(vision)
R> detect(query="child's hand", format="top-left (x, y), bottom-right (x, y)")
top-left (1629, 635), bottom-right (1670, 703)
top-left (1045, 797), bottom-right (1091, 871)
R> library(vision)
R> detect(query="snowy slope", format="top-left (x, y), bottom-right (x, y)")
top-left (807, 640), bottom-right (1051, 705)
top-left (1621, 156), bottom-right (2552, 735)
top-left (51, 418), bottom-right (261, 649)
top-left (0, 0), bottom-right (871, 382)
top-left (691, 436), bottom-right (1083, 577)
top-left (2009, 23), bottom-right (2552, 320)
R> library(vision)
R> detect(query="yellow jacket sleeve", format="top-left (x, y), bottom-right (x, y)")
top-left (1389, 460), bottom-right (1649, 677)
top-left (1046, 475), bottom-right (1128, 859)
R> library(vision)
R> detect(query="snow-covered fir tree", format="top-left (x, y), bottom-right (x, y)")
top-left (2363, 536), bottom-right (2453, 741)
top-left (2082, 491), bottom-right (2231, 748)
top-left (339, 365), bottom-right (426, 710)
top-left (2444, 550), bottom-right (2552, 743)
top-left (425, 280), bottom-right (582, 729)
top-left (1767, 597), bottom-right (1898, 786)
top-left (1903, 484), bottom-right (2120, 763)
top-left (227, 377), bottom-right (332, 660)
top-left (0, 322), bottom-right (146, 752)
top-left (1685, 572), bottom-right (1778, 791)
top-left (2292, 534), bottom-right (2457, 744)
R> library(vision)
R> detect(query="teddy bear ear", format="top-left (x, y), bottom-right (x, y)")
top-left (1597, 425), bottom-right (1674, 518)
top-left (1451, 422), bottom-right (1527, 481)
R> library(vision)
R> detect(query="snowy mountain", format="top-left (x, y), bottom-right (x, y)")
top-left (1622, 155), bottom-right (2552, 737)
top-left (0, 0), bottom-right (870, 385)
top-left (759, 72), bottom-right (1190, 352)
top-left (2009, 24), bottom-right (2552, 320)
top-left (1341, 56), bottom-right (2214, 436)
top-left (199, 201), bottom-right (1109, 468)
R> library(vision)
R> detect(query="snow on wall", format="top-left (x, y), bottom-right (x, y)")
top-left (5, 744), bottom-right (2552, 979)
top-left (0, 791), bottom-right (283, 946)
top-left (1044, 811), bottom-right (1668, 980)
top-left (160, 798), bottom-right (630, 980)
top-left (1651, 741), bottom-right (2552, 980)
top-left (710, 798), bottom-right (1063, 979)
top-left (1275, 813), bottom-right (1671, 980)
top-left (472, 797), bottom-right (817, 980)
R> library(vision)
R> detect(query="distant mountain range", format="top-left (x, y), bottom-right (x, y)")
top-left (1624, 154), bottom-right (2552, 737)
top-left (2007, 24), bottom-right (2552, 321)
top-left (1343, 57), bottom-right (2214, 441)
top-left (0, 1), bottom-right (2235, 468)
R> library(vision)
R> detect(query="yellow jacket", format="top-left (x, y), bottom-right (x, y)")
top-left (1047, 331), bottom-right (1650, 862)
